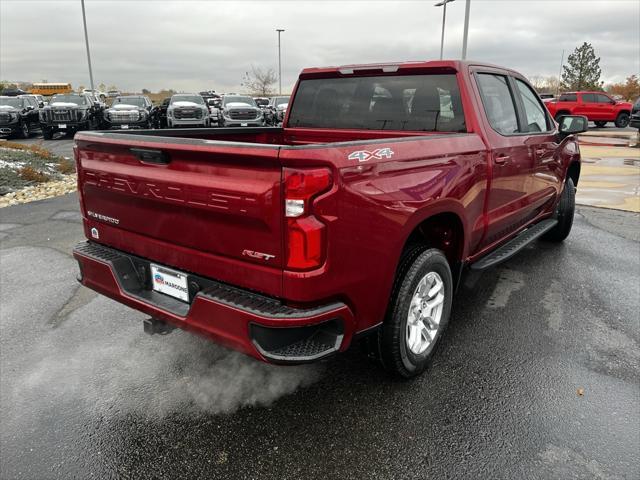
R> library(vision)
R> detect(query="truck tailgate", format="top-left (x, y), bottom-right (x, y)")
top-left (75, 133), bottom-right (284, 296)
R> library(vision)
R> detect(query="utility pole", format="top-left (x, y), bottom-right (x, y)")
top-left (461, 0), bottom-right (471, 60)
top-left (276, 29), bottom-right (285, 95)
top-left (81, 0), bottom-right (95, 91)
top-left (435, 0), bottom-right (455, 60)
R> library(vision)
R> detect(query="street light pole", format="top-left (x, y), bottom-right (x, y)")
top-left (435, 0), bottom-right (455, 61)
top-left (556, 49), bottom-right (565, 98)
top-left (80, 0), bottom-right (95, 92)
top-left (276, 29), bottom-right (285, 95)
top-left (461, 0), bottom-right (471, 60)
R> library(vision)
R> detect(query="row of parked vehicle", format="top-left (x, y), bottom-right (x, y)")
top-left (158, 92), bottom-right (290, 129)
top-left (0, 90), bottom-right (291, 139)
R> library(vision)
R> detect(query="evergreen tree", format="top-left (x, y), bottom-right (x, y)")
top-left (561, 42), bottom-right (603, 91)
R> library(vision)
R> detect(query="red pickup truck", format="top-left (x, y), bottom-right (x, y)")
top-left (73, 61), bottom-right (587, 377)
top-left (545, 91), bottom-right (632, 128)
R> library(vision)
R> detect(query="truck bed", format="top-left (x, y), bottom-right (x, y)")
top-left (87, 125), bottom-right (456, 147)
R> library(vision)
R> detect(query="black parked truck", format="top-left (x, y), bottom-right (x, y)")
top-left (39, 92), bottom-right (103, 139)
top-left (0, 95), bottom-right (40, 138)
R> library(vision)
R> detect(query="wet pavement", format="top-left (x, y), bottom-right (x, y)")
top-left (1, 194), bottom-right (638, 480)
top-left (577, 144), bottom-right (640, 213)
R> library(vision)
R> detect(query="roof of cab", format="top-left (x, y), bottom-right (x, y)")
top-left (299, 60), bottom-right (515, 77)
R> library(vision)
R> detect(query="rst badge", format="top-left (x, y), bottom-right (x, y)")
top-left (242, 249), bottom-right (275, 261)
top-left (348, 147), bottom-right (394, 163)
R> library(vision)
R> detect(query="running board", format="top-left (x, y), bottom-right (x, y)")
top-left (470, 218), bottom-right (558, 271)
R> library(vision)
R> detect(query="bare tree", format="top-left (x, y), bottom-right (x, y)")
top-left (529, 75), bottom-right (546, 91)
top-left (544, 75), bottom-right (561, 93)
top-left (241, 66), bottom-right (277, 97)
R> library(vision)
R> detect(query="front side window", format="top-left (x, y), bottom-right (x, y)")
top-left (288, 73), bottom-right (465, 132)
top-left (476, 73), bottom-right (519, 135)
top-left (515, 79), bottom-right (550, 133)
top-left (596, 93), bottom-right (613, 104)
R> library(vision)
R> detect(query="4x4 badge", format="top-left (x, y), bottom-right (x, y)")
top-left (348, 147), bottom-right (394, 162)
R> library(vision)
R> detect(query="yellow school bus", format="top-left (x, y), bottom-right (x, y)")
top-left (30, 83), bottom-right (73, 96)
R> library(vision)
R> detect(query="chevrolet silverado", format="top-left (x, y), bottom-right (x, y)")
top-left (72, 60), bottom-right (587, 377)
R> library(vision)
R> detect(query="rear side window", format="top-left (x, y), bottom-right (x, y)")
top-left (559, 93), bottom-right (577, 102)
top-left (287, 74), bottom-right (466, 132)
top-left (581, 93), bottom-right (596, 103)
top-left (476, 73), bottom-right (519, 135)
top-left (515, 79), bottom-right (550, 132)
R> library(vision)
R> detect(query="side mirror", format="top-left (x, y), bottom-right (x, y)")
top-left (558, 115), bottom-right (588, 136)
top-left (26, 106), bottom-right (34, 111)
top-left (39, 102), bottom-right (45, 108)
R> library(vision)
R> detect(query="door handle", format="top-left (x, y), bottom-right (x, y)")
top-left (130, 148), bottom-right (170, 165)
top-left (535, 148), bottom-right (546, 156)
top-left (494, 154), bottom-right (510, 165)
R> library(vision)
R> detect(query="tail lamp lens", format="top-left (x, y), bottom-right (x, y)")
top-left (284, 168), bottom-right (332, 270)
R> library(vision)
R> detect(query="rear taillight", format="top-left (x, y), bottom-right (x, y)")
top-left (283, 168), bottom-right (332, 270)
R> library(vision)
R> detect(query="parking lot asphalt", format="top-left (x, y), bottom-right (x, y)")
top-left (8, 132), bottom-right (75, 159)
top-left (1, 193), bottom-right (638, 480)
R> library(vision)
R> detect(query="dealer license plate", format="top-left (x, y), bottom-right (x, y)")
top-left (58, 124), bottom-right (66, 129)
top-left (241, 123), bottom-right (248, 127)
top-left (120, 125), bottom-right (129, 129)
top-left (150, 264), bottom-right (189, 302)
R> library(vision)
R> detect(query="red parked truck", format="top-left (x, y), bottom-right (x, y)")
top-left (545, 91), bottom-right (632, 128)
top-left (73, 61), bottom-right (587, 377)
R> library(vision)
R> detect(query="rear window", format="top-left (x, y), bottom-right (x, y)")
top-left (559, 93), bottom-right (577, 102)
top-left (287, 74), bottom-right (465, 132)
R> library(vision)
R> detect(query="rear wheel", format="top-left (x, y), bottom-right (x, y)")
top-left (18, 121), bottom-right (29, 139)
top-left (554, 111), bottom-right (570, 122)
top-left (615, 112), bottom-right (630, 128)
top-left (542, 177), bottom-right (575, 242)
top-left (594, 121), bottom-right (607, 128)
top-left (377, 247), bottom-right (453, 378)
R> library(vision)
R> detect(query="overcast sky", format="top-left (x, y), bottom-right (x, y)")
top-left (1, 0), bottom-right (638, 93)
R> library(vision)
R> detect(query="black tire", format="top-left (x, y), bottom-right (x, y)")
top-left (42, 128), bottom-right (53, 140)
top-left (554, 111), bottom-right (570, 122)
top-left (18, 121), bottom-right (29, 139)
top-left (615, 112), bottom-right (630, 128)
top-left (377, 247), bottom-right (453, 378)
top-left (594, 121), bottom-right (607, 128)
top-left (542, 178), bottom-right (575, 242)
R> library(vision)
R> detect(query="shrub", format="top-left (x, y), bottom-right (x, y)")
top-left (56, 159), bottom-right (75, 175)
top-left (0, 141), bottom-right (55, 159)
top-left (18, 166), bottom-right (50, 183)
